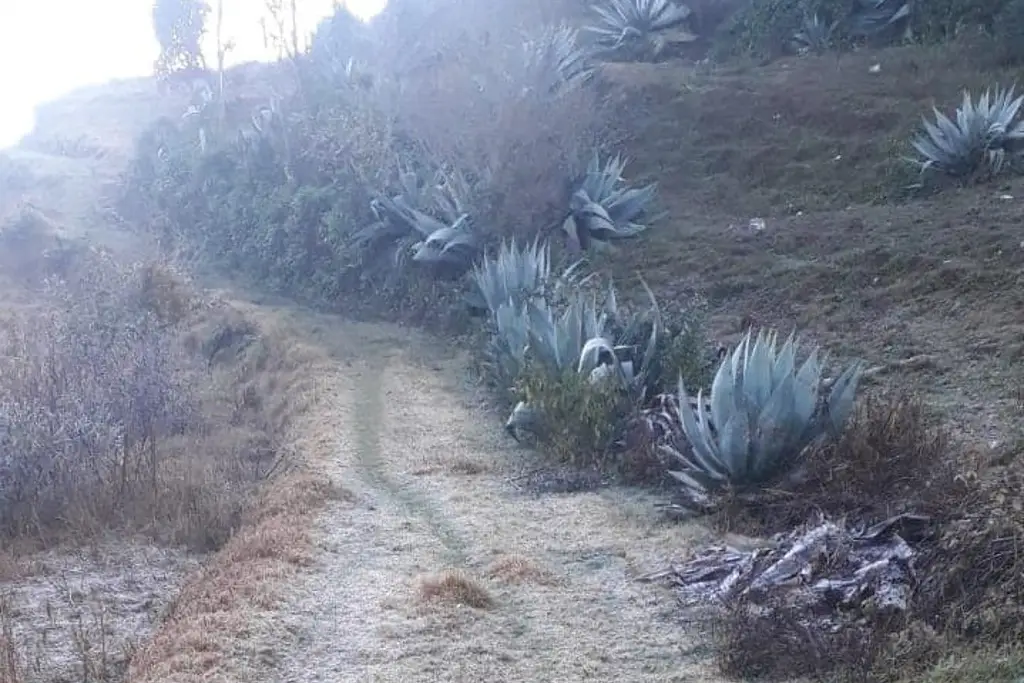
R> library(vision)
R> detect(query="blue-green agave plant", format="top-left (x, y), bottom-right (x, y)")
top-left (562, 151), bottom-right (660, 252)
top-left (468, 237), bottom-right (589, 317)
top-left (353, 165), bottom-right (481, 277)
top-left (522, 23), bottom-right (596, 95)
top-left (909, 86), bottom-right (1024, 179)
top-left (587, 0), bottom-right (697, 60)
top-left (664, 328), bottom-right (863, 510)
top-left (502, 282), bottom-right (666, 441)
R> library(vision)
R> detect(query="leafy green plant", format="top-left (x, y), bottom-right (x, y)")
top-left (562, 151), bottom-right (660, 253)
top-left (512, 361), bottom-right (634, 468)
top-left (586, 0), bottom-right (698, 61)
top-left (663, 328), bottom-right (863, 512)
top-left (909, 86), bottom-right (1024, 181)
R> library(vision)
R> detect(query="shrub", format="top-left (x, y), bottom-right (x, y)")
top-left (710, 0), bottom-right (851, 60)
top-left (0, 255), bottom-right (243, 547)
top-left (128, 7), bottom-right (622, 319)
top-left (908, 86), bottom-right (1024, 182)
top-left (713, 392), bottom-right (961, 535)
top-left (514, 362), bottom-right (634, 470)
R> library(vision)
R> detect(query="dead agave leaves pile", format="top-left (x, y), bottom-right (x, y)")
top-left (641, 513), bottom-right (933, 627)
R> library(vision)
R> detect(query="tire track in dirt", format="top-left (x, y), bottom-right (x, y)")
top-left (268, 312), bottom-right (730, 683)
top-left (351, 352), bottom-right (470, 567)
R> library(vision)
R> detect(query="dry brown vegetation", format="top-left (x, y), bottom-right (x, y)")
top-left (417, 569), bottom-right (495, 610)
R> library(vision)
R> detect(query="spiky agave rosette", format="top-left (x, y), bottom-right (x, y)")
top-left (909, 85), bottom-right (1024, 180)
top-left (586, 0), bottom-right (697, 61)
top-left (662, 329), bottom-right (863, 512)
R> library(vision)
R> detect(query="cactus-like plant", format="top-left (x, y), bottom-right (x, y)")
top-left (848, 0), bottom-right (912, 40)
top-left (562, 151), bottom-right (660, 252)
top-left (663, 329), bottom-right (863, 511)
top-left (909, 86), bottom-right (1024, 180)
top-left (522, 23), bottom-right (595, 95)
top-left (353, 165), bottom-right (482, 277)
top-left (793, 13), bottom-right (838, 54)
top-left (468, 238), bottom-right (589, 317)
top-left (587, 0), bottom-right (697, 61)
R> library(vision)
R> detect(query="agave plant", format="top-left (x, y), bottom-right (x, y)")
top-left (793, 13), bottom-right (839, 54)
top-left (909, 86), bottom-right (1024, 179)
top-left (587, 0), bottom-right (697, 61)
top-left (522, 23), bottom-right (596, 95)
top-left (502, 282), bottom-right (674, 440)
top-left (468, 238), bottom-right (589, 317)
top-left (848, 0), bottom-right (912, 40)
top-left (562, 151), bottom-right (660, 252)
top-left (663, 329), bottom-right (863, 511)
top-left (353, 164), bottom-right (482, 278)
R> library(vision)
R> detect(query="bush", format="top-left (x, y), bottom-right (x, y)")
top-left (514, 362), bottom-right (634, 470)
top-left (126, 5), bottom-right (622, 320)
top-left (0, 252), bottom-right (261, 550)
top-left (710, 0), bottom-right (852, 60)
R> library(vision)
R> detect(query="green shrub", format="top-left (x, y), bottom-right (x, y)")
top-left (514, 362), bottom-right (634, 469)
top-left (710, 0), bottom-right (850, 60)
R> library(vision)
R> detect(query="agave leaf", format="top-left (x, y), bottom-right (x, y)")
top-left (824, 360), bottom-right (864, 433)
top-left (578, 336), bottom-right (618, 375)
top-left (709, 353), bottom-right (737, 431)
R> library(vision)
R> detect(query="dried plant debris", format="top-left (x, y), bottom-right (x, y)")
top-left (641, 514), bottom-right (932, 621)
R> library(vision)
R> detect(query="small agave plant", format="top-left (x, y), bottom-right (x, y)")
top-left (909, 86), bottom-right (1024, 180)
top-left (522, 23), bottom-right (595, 95)
top-left (503, 283), bottom-right (666, 441)
top-left (792, 13), bottom-right (839, 55)
top-left (587, 0), bottom-right (697, 61)
top-left (664, 329), bottom-right (863, 512)
top-left (562, 151), bottom-right (660, 253)
top-left (468, 238), bottom-right (589, 318)
top-left (353, 165), bottom-right (481, 278)
top-left (848, 0), bottom-right (912, 41)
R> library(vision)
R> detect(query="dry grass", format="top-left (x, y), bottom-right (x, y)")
top-left (712, 392), bottom-right (966, 537)
top-left (485, 554), bottom-right (557, 586)
top-left (126, 308), bottom-right (356, 682)
top-left (416, 570), bottom-right (494, 610)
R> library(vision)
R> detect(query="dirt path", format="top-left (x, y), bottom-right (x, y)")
top-left (4, 84), bottom-right (728, 681)
top-left (252, 309), bottom-right (726, 683)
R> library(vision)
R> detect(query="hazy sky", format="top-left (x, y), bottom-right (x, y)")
top-left (0, 0), bottom-right (386, 148)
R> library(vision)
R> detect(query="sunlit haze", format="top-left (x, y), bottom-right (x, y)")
top-left (0, 0), bottom-right (387, 149)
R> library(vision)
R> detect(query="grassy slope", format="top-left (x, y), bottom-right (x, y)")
top-left (607, 42), bottom-right (1023, 450)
